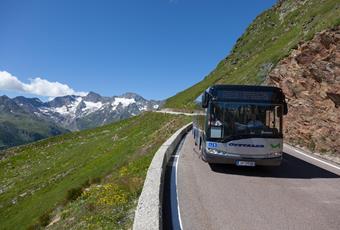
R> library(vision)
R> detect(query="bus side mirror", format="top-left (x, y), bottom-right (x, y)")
top-left (201, 92), bottom-right (209, 108)
top-left (283, 102), bottom-right (288, 115)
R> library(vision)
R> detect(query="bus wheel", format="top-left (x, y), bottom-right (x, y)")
top-left (194, 132), bottom-right (197, 146)
top-left (199, 140), bottom-right (207, 162)
top-left (201, 145), bottom-right (207, 162)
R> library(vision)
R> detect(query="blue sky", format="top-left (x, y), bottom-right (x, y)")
top-left (0, 0), bottom-right (276, 100)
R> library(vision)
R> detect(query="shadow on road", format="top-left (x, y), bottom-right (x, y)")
top-left (209, 153), bottom-right (340, 179)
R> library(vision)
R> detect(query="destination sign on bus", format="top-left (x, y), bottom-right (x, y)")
top-left (216, 91), bottom-right (277, 102)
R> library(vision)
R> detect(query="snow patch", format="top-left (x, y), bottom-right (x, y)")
top-left (53, 106), bottom-right (69, 115)
top-left (42, 97), bottom-right (82, 117)
top-left (140, 105), bottom-right (148, 111)
top-left (39, 108), bottom-right (50, 114)
top-left (83, 101), bottom-right (103, 114)
top-left (112, 97), bottom-right (136, 110)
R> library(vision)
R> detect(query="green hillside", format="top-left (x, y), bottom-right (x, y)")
top-left (0, 96), bottom-right (69, 150)
top-left (0, 113), bottom-right (69, 150)
top-left (0, 112), bottom-right (190, 229)
top-left (164, 0), bottom-right (340, 110)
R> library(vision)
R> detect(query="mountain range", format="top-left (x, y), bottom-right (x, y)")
top-left (0, 92), bottom-right (162, 149)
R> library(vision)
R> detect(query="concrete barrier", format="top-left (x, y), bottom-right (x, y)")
top-left (133, 122), bottom-right (193, 230)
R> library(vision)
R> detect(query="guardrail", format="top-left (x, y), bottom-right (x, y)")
top-left (133, 122), bottom-right (193, 230)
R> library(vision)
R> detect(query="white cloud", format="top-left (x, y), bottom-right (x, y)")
top-left (0, 71), bottom-right (87, 97)
top-left (0, 71), bottom-right (24, 91)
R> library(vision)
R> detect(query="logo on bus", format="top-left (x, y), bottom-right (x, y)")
top-left (271, 143), bottom-right (280, 149)
top-left (207, 142), bottom-right (218, 148)
top-left (228, 143), bottom-right (264, 148)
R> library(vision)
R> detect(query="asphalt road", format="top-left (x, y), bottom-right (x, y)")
top-left (177, 133), bottom-right (340, 230)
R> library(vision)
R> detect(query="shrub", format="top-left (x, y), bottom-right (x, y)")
top-left (38, 211), bottom-right (51, 227)
top-left (90, 177), bottom-right (101, 184)
top-left (27, 223), bottom-right (40, 230)
top-left (66, 187), bottom-right (83, 202)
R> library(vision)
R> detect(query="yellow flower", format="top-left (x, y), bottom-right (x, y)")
top-left (96, 183), bottom-right (128, 206)
top-left (119, 166), bottom-right (128, 176)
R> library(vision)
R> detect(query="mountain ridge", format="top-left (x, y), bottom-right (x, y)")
top-left (0, 91), bottom-right (162, 149)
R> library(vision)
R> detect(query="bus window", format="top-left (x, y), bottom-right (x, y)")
top-left (265, 105), bottom-right (282, 134)
top-left (208, 102), bottom-right (283, 139)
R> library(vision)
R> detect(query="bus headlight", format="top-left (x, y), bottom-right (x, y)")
top-left (269, 152), bottom-right (282, 157)
top-left (205, 147), bottom-right (240, 157)
top-left (205, 147), bottom-right (228, 156)
top-left (206, 147), bottom-right (218, 154)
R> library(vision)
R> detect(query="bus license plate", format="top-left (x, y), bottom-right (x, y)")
top-left (236, 161), bottom-right (256, 167)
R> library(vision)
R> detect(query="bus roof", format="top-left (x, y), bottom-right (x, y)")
top-left (209, 84), bottom-right (283, 92)
top-left (207, 84), bottom-right (286, 103)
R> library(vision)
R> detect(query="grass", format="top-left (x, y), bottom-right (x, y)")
top-left (0, 112), bottom-right (191, 230)
top-left (48, 152), bottom-right (154, 229)
top-left (164, 0), bottom-right (340, 110)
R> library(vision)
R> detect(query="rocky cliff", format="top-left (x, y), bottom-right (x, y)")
top-left (267, 26), bottom-right (340, 161)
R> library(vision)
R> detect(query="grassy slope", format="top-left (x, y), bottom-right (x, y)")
top-left (0, 112), bottom-right (190, 229)
top-left (164, 0), bottom-right (340, 110)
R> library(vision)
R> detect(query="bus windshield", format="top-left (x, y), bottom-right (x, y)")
top-left (208, 102), bottom-right (283, 141)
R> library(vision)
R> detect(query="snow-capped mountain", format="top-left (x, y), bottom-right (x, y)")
top-left (11, 92), bottom-right (162, 131)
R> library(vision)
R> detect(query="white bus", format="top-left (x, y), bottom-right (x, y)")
top-left (193, 85), bottom-right (288, 167)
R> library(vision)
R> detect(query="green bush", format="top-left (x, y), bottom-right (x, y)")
top-left (38, 211), bottom-right (51, 227)
top-left (66, 187), bottom-right (83, 202)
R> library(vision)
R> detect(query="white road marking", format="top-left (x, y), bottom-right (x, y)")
top-left (176, 142), bottom-right (184, 230)
top-left (155, 110), bottom-right (203, 116)
top-left (285, 144), bottom-right (340, 171)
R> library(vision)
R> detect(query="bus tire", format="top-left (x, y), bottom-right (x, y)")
top-left (199, 139), bottom-right (207, 162)
top-left (201, 144), bottom-right (207, 162)
top-left (194, 131), bottom-right (197, 146)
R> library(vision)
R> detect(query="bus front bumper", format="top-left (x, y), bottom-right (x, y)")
top-left (204, 151), bottom-right (283, 166)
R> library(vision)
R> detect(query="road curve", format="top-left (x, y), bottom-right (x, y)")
top-left (177, 133), bottom-right (340, 230)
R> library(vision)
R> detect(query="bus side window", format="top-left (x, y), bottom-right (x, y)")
top-left (266, 109), bottom-right (274, 128)
top-left (265, 106), bottom-right (281, 134)
top-left (275, 106), bottom-right (282, 134)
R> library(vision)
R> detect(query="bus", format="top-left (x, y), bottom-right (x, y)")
top-left (193, 85), bottom-right (288, 167)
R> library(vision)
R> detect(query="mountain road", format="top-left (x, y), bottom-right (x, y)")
top-left (176, 132), bottom-right (340, 230)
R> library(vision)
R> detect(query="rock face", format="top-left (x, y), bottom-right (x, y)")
top-left (267, 26), bottom-right (340, 156)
